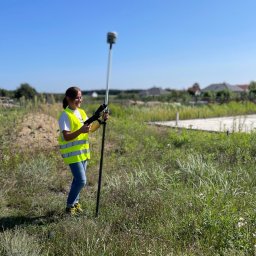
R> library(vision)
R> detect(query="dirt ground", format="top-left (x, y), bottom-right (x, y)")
top-left (14, 113), bottom-right (59, 151)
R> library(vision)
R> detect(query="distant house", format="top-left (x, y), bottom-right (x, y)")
top-left (236, 84), bottom-right (249, 93)
top-left (202, 83), bottom-right (243, 93)
top-left (139, 87), bottom-right (168, 97)
top-left (91, 92), bottom-right (98, 98)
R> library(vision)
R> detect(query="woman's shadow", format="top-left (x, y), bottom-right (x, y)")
top-left (0, 211), bottom-right (62, 232)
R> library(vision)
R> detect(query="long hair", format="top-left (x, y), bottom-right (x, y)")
top-left (63, 86), bottom-right (81, 109)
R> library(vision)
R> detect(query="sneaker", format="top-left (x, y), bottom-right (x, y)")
top-left (74, 203), bottom-right (83, 213)
top-left (65, 206), bottom-right (77, 216)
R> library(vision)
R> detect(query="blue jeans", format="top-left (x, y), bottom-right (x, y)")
top-left (67, 160), bottom-right (87, 207)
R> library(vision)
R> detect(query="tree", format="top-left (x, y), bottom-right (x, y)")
top-left (0, 88), bottom-right (14, 97)
top-left (0, 88), bottom-right (8, 97)
top-left (216, 90), bottom-right (231, 103)
top-left (249, 81), bottom-right (256, 92)
top-left (15, 83), bottom-right (37, 99)
top-left (249, 81), bottom-right (256, 100)
top-left (202, 91), bottom-right (215, 102)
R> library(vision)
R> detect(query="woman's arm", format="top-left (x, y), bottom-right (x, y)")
top-left (63, 124), bottom-right (90, 141)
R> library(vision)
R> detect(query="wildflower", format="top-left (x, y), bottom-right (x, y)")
top-left (197, 193), bottom-right (205, 200)
top-left (3, 154), bottom-right (10, 162)
top-left (238, 221), bottom-right (245, 228)
top-left (237, 217), bottom-right (247, 228)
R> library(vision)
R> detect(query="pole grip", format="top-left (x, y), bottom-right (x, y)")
top-left (84, 104), bottom-right (107, 125)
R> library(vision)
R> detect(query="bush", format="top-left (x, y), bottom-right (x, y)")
top-left (15, 83), bottom-right (37, 100)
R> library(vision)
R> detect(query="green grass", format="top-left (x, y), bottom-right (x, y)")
top-left (1, 102), bottom-right (256, 255)
top-left (111, 101), bottom-right (256, 122)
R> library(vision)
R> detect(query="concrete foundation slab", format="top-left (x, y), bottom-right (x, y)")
top-left (150, 115), bottom-right (256, 133)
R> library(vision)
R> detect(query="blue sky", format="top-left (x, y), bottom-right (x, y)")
top-left (0, 0), bottom-right (256, 93)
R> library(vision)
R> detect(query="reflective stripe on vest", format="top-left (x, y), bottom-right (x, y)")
top-left (59, 139), bottom-right (88, 149)
top-left (62, 149), bottom-right (90, 159)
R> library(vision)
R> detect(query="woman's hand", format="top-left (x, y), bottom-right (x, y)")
top-left (102, 111), bottom-right (109, 121)
top-left (80, 124), bottom-right (91, 133)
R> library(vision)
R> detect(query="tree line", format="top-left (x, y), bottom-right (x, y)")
top-left (0, 83), bottom-right (65, 103)
top-left (1, 81), bottom-right (256, 104)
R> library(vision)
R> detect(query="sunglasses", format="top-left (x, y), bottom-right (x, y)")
top-left (74, 96), bottom-right (83, 101)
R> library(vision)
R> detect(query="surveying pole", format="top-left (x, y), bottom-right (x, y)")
top-left (95, 32), bottom-right (117, 217)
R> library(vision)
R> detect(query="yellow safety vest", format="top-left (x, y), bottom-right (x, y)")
top-left (58, 107), bottom-right (90, 164)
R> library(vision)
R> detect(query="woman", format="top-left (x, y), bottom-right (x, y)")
top-left (58, 86), bottom-right (107, 215)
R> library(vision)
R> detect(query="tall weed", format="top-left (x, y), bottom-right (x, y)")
top-left (0, 228), bottom-right (43, 256)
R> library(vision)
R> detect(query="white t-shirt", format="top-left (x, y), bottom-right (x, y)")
top-left (58, 108), bottom-right (85, 132)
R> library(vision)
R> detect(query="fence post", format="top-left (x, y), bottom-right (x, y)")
top-left (176, 112), bottom-right (179, 126)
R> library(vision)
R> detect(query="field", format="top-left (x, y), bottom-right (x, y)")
top-left (0, 101), bottom-right (256, 255)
